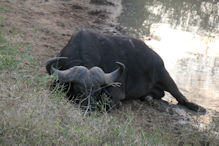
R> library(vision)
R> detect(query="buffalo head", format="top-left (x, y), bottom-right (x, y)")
top-left (46, 57), bottom-right (125, 111)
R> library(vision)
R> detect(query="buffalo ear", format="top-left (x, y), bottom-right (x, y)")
top-left (104, 62), bottom-right (125, 85)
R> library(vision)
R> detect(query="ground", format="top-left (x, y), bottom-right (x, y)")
top-left (0, 0), bottom-right (122, 71)
top-left (0, 0), bottom-right (218, 145)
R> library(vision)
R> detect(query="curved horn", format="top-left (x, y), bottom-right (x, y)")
top-left (104, 62), bottom-right (125, 84)
top-left (46, 57), bottom-right (68, 75)
top-left (51, 65), bottom-right (89, 83)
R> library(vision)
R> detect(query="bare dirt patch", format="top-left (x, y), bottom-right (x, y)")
top-left (0, 0), bottom-right (122, 72)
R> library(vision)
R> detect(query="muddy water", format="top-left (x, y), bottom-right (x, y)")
top-left (119, 0), bottom-right (219, 111)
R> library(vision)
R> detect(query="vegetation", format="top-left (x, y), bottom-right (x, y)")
top-left (0, 9), bottom-right (218, 146)
top-left (0, 24), bottom-right (172, 145)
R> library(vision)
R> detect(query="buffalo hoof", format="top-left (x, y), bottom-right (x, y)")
top-left (142, 96), bottom-right (154, 106)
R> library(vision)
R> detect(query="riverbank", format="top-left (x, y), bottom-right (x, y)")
top-left (0, 0), bottom-right (218, 145)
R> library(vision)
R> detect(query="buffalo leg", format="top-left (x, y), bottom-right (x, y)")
top-left (160, 69), bottom-right (206, 113)
top-left (140, 86), bottom-right (165, 105)
top-left (148, 85), bottom-right (165, 99)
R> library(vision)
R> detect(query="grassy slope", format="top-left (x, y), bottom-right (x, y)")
top-left (0, 6), bottom-right (218, 146)
top-left (0, 16), bottom-right (175, 145)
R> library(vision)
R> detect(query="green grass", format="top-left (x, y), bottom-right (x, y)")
top-left (0, 16), bottom-right (218, 145)
top-left (0, 7), bottom-right (8, 13)
top-left (0, 31), bottom-right (19, 71)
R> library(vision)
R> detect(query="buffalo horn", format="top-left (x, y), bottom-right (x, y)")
top-left (104, 62), bottom-right (125, 84)
top-left (46, 57), bottom-right (68, 75)
top-left (51, 65), bottom-right (88, 83)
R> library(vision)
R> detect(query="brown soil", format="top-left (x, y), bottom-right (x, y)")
top-left (0, 0), bottom-right (122, 73)
top-left (0, 0), bottom-right (218, 144)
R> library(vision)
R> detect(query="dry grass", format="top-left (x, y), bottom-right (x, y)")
top-left (0, 16), bottom-right (173, 145)
top-left (0, 13), bottom-right (218, 145)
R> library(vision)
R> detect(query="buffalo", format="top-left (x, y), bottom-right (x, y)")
top-left (46, 29), bottom-right (206, 113)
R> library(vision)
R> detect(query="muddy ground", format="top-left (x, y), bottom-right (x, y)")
top-left (0, 0), bottom-right (218, 144)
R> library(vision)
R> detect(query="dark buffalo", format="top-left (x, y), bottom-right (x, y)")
top-left (46, 29), bottom-right (206, 113)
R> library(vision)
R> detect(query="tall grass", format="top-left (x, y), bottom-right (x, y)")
top-left (0, 15), bottom-right (218, 145)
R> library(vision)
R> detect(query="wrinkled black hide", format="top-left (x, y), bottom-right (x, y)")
top-left (46, 29), bottom-right (206, 113)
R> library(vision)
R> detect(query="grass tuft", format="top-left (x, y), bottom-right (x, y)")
top-left (0, 7), bottom-right (8, 13)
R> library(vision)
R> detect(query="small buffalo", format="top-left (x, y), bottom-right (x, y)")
top-left (46, 29), bottom-right (206, 113)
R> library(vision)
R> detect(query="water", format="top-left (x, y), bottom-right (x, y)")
top-left (119, 0), bottom-right (219, 111)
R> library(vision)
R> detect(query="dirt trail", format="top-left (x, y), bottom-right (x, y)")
top-left (0, 0), bottom-right (218, 143)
